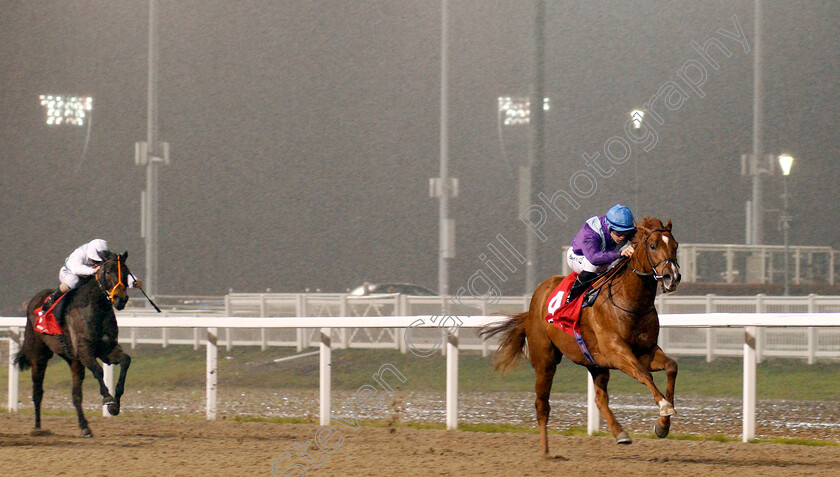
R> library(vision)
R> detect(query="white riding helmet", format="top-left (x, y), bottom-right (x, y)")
top-left (87, 239), bottom-right (110, 262)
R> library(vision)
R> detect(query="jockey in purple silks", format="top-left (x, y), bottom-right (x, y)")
top-left (564, 204), bottom-right (637, 304)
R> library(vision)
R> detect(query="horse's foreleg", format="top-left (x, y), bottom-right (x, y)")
top-left (611, 345), bottom-right (674, 417)
top-left (70, 359), bottom-right (92, 437)
top-left (648, 347), bottom-right (678, 438)
top-left (104, 345), bottom-right (131, 416)
top-left (588, 367), bottom-right (630, 444)
top-left (77, 348), bottom-right (116, 406)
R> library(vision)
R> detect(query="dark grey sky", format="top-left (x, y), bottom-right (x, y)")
top-left (2, 1), bottom-right (839, 313)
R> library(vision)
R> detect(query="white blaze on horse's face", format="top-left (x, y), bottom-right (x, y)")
top-left (653, 231), bottom-right (681, 293)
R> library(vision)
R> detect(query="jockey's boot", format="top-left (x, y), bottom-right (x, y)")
top-left (57, 333), bottom-right (74, 360)
top-left (40, 289), bottom-right (63, 314)
top-left (565, 271), bottom-right (598, 305)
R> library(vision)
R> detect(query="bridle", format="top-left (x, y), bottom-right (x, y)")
top-left (598, 228), bottom-right (680, 315)
top-left (629, 229), bottom-right (680, 281)
top-left (96, 256), bottom-right (125, 303)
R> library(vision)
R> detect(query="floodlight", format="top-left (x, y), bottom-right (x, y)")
top-left (497, 96), bottom-right (550, 126)
top-left (39, 94), bottom-right (93, 126)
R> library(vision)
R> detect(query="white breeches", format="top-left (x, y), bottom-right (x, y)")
top-left (59, 266), bottom-right (83, 289)
top-left (566, 247), bottom-right (622, 275)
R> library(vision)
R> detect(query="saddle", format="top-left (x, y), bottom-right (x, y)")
top-left (544, 271), bottom-right (609, 366)
top-left (34, 287), bottom-right (78, 335)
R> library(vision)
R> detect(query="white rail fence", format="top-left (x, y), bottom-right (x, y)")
top-left (70, 293), bottom-right (840, 363)
top-left (3, 313), bottom-right (840, 443)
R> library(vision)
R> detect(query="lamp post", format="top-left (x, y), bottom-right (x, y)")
top-left (134, 0), bottom-right (170, 299)
top-left (778, 154), bottom-right (793, 295)
top-left (497, 96), bottom-right (549, 293)
top-left (630, 110), bottom-right (644, 211)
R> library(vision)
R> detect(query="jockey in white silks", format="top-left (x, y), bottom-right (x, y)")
top-left (38, 239), bottom-right (140, 315)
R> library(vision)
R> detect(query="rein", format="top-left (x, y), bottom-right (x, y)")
top-left (596, 228), bottom-right (680, 315)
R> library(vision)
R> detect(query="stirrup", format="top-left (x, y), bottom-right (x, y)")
top-left (42, 291), bottom-right (61, 311)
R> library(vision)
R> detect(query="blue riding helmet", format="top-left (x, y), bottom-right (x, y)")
top-left (606, 204), bottom-right (635, 232)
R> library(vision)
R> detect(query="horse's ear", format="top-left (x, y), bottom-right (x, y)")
top-left (121, 250), bottom-right (128, 260)
top-left (665, 220), bottom-right (672, 231)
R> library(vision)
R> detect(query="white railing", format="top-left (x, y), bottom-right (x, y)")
top-left (97, 294), bottom-right (840, 362)
top-left (3, 313), bottom-right (840, 442)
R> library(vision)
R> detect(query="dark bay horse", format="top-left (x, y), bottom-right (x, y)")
top-left (480, 217), bottom-right (681, 454)
top-left (14, 251), bottom-right (133, 437)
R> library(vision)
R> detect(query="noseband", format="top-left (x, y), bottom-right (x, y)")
top-left (629, 229), bottom-right (680, 282)
top-left (96, 256), bottom-right (125, 303)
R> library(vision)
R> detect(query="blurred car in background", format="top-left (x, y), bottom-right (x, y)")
top-left (348, 282), bottom-right (437, 296)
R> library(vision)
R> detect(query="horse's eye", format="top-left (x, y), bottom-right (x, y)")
top-left (650, 242), bottom-right (657, 250)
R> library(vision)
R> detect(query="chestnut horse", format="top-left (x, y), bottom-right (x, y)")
top-left (14, 251), bottom-right (133, 437)
top-left (480, 216), bottom-right (681, 453)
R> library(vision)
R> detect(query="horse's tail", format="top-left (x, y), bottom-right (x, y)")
top-left (13, 350), bottom-right (30, 370)
top-left (479, 312), bottom-right (528, 375)
top-left (12, 317), bottom-right (35, 371)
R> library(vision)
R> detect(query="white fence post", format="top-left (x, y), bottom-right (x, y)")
top-left (587, 373), bottom-right (599, 434)
top-left (7, 327), bottom-right (20, 412)
top-left (705, 294), bottom-right (715, 362)
top-left (339, 295), bottom-right (348, 350)
top-left (102, 364), bottom-right (115, 416)
top-left (807, 294), bottom-right (817, 364)
top-left (320, 328), bottom-right (331, 426)
top-left (399, 295), bottom-right (408, 354)
top-left (206, 327), bottom-right (218, 420)
top-left (296, 294), bottom-right (305, 351)
top-left (743, 325), bottom-right (757, 442)
top-left (657, 297), bottom-right (669, 353)
top-left (755, 295), bottom-right (764, 363)
top-left (480, 299), bottom-right (490, 358)
top-left (445, 329), bottom-right (458, 430)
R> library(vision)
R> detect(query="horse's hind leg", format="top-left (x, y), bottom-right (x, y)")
top-left (648, 347), bottom-right (678, 438)
top-left (30, 353), bottom-right (51, 434)
top-left (103, 344), bottom-right (131, 416)
top-left (588, 367), bottom-right (631, 444)
top-left (530, 346), bottom-right (560, 457)
top-left (70, 359), bottom-right (93, 437)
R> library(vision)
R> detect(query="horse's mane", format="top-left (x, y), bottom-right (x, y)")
top-left (99, 250), bottom-right (118, 262)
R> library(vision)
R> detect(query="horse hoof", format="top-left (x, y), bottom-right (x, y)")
top-left (107, 402), bottom-right (121, 416)
top-left (654, 422), bottom-right (670, 438)
top-left (615, 431), bottom-right (632, 445)
top-left (30, 428), bottom-right (53, 437)
top-left (80, 428), bottom-right (93, 438)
